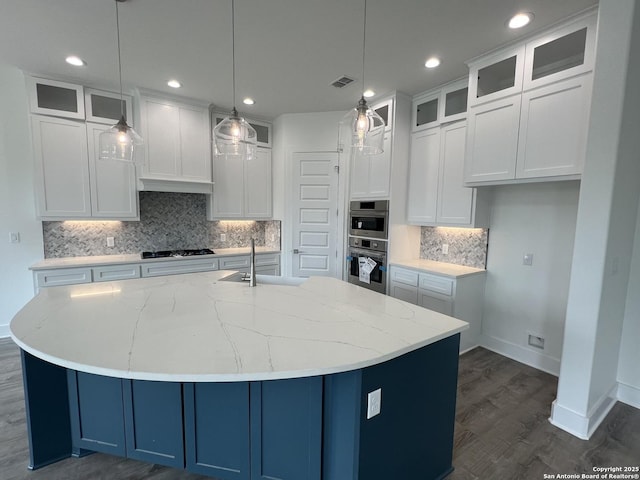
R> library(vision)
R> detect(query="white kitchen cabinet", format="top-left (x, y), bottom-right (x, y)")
top-left (349, 131), bottom-right (392, 199)
top-left (86, 123), bottom-right (138, 219)
top-left (34, 268), bottom-right (92, 289)
top-left (516, 74), bottom-right (592, 179)
top-left (212, 112), bottom-right (272, 148)
top-left (219, 253), bottom-right (281, 276)
top-left (209, 146), bottom-right (272, 219)
top-left (409, 122), bottom-right (488, 227)
top-left (464, 10), bottom-right (596, 186)
top-left (141, 258), bottom-right (219, 278)
top-left (32, 115), bottom-right (92, 218)
top-left (412, 78), bottom-right (468, 132)
top-left (92, 264), bottom-right (141, 282)
top-left (26, 76), bottom-right (85, 120)
top-left (85, 88), bottom-right (133, 125)
top-left (388, 265), bottom-right (486, 352)
top-left (139, 95), bottom-right (212, 184)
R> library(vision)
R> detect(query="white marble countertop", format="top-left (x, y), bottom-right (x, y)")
top-left (10, 271), bottom-right (467, 382)
top-left (29, 247), bottom-right (281, 270)
top-left (389, 259), bottom-right (486, 278)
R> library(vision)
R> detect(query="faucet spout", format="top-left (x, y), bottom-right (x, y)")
top-left (249, 238), bottom-right (257, 287)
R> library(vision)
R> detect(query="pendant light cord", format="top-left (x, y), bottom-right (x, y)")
top-left (361, 0), bottom-right (367, 97)
top-left (115, 0), bottom-right (124, 117)
top-left (231, 0), bottom-right (237, 112)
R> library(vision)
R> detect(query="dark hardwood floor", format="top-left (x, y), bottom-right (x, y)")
top-left (1, 338), bottom-right (638, 479)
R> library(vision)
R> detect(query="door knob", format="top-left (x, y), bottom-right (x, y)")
top-left (293, 249), bottom-right (305, 254)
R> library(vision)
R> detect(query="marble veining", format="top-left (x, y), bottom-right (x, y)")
top-left (42, 192), bottom-right (281, 258)
top-left (420, 227), bottom-right (488, 269)
top-left (10, 272), bottom-right (467, 382)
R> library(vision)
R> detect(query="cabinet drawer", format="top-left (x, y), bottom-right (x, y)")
top-left (255, 253), bottom-right (280, 267)
top-left (255, 265), bottom-right (280, 276)
top-left (390, 282), bottom-right (419, 305)
top-left (93, 264), bottom-right (141, 282)
top-left (219, 256), bottom-right (251, 270)
top-left (390, 267), bottom-right (419, 287)
top-left (35, 268), bottom-right (92, 288)
top-left (141, 258), bottom-right (219, 277)
top-left (419, 293), bottom-right (454, 316)
top-left (419, 273), bottom-right (454, 296)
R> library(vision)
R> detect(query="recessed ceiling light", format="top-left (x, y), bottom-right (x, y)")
top-left (508, 12), bottom-right (533, 29)
top-left (167, 79), bottom-right (182, 88)
top-left (363, 89), bottom-right (375, 98)
top-left (242, 97), bottom-right (255, 105)
top-left (425, 57), bottom-right (441, 69)
top-left (65, 56), bottom-right (86, 67)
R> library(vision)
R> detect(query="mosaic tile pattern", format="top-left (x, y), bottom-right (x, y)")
top-left (420, 226), bottom-right (489, 269)
top-left (43, 192), bottom-right (281, 258)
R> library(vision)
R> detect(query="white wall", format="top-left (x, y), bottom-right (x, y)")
top-left (481, 181), bottom-right (580, 375)
top-left (272, 111), bottom-right (346, 276)
top-left (617, 198), bottom-right (640, 408)
top-left (0, 64), bottom-right (44, 336)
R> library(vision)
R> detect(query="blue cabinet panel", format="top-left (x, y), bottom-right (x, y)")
top-left (250, 377), bottom-right (322, 480)
top-left (184, 382), bottom-right (250, 479)
top-left (357, 334), bottom-right (460, 480)
top-left (123, 380), bottom-right (184, 469)
top-left (67, 371), bottom-right (126, 457)
top-left (20, 350), bottom-right (72, 469)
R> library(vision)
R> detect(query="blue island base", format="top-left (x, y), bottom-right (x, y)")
top-left (19, 334), bottom-right (460, 480)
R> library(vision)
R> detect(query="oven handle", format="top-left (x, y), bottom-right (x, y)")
top-left (348, 250), bottom-right (387, 263)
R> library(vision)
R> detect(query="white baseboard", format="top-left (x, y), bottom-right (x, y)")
top-left (617, 382), bottom-right (640, 409)
top-left (0, 324), bottom-right (10, 339)
top-left (549, 384), bottom-right (618, 440)
top-left (479, 334), bottom-right (561, 376)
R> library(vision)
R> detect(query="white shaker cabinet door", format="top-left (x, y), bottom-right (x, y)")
top-left (245, 147), bottom-right (272, 219)
top-left (142, 99), bottom-right (180, 178)
top-left (367, 132), bottom-right (392, 198)
top-left (437, 122), bottom-right (473, 225)
top-left (32, 115), bottom-right (91, 218)
top-left (178, 105), bottom-right (211, 181)
top-left (86, 122), bottom-right (138, 218)
top-left (464, 94), bottom-right (521, 184)
top-left (407, 127), bottom-right (440, 224)
top-left (212, 153), bottom-right (245, 218)
top-left (516, 74), bottom-right (592, 179)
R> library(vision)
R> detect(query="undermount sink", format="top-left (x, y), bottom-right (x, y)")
top-left (219, 272), bottom-right (308, 286)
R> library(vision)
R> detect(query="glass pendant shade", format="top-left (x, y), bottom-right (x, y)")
top-left (340, 97), bottom-right (385, 155)
top-left (213, 109), bottom-right (257, 159)
top-left (99, 116), bottom-right (143, 163)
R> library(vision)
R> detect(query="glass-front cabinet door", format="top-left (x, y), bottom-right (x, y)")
top-left (26, 76), bottom-right (85, 120)
top-left (85, 88), bottom-right (133, 125)
top-left (467, 45), bottom-right (525, 106)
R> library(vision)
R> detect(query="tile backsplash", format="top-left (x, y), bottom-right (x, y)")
top-left (420, 226), bottom-right (488, 269)
top-left (43, 192), bottom-right (281, 258)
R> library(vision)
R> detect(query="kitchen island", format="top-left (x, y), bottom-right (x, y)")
top-left (10, 270), bottom-right (467, 480)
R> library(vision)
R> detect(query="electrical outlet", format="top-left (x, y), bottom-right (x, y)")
top-left (442, 243), bottom-right (449, 255)
top-left (528, 333), bottom-right (545, 349)
top-left (367, 388), bottom-right (382, 419)
top-left (220, 233), bottom-right (226, 242)
top-left (271, 233), bottom-right (275, 242)
top-left (106, 236), bottom-right (115, 247)
top-left (523, 253), bottom-right (534, 266)
top-left (9, 232), bottom-right (20, 244)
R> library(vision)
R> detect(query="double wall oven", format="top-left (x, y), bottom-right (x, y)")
top-left (347, 200), bottom-right (388, 294)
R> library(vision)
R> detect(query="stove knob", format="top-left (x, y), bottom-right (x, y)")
top-left (372, 242), bottom-right (378, 248)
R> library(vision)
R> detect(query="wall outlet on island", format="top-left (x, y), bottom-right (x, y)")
top-left (367, 388), bottom-right (382, 419)
top-left (106, 236), bottom-right (115, 248)
top-left (220, 233), bottom-right (226, 242)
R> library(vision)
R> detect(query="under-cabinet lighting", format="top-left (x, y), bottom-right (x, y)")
top-left (219, 220), bottom-right (257, 226)
top-left (434, 226), bottom-right (485, 234)
top-left (65, 56), bottom-right (86, 67)
top-left (508, 12), bottom-right (533, 29)
top-left (70, 288), bottom-right (122, 299)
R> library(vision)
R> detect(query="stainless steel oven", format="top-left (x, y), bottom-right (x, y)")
top-left (347, 237), bottom-right (387, 294)
top-left (349, 200), bottom-right (389, 239)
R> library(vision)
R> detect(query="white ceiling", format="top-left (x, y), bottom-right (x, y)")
top-left (0, 0), bottom-right (598, 119)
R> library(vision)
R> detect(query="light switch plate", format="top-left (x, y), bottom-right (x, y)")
top-left (523, 253), bottom-right (533, 266)
top-left (367, 388), bottom-right (382, 419)
top-left (9, 232), bottom-right (20, 244)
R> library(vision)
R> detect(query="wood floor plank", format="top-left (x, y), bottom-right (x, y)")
top-left (1, 338), bottom-right (638, 479)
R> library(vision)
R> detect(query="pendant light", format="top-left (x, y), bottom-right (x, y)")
top-left (213, 0), bottom-right (257, 160)
top-left (339, 0), bottom-right (385, 155)
top-left (99, 0), bottom-right (142, 163)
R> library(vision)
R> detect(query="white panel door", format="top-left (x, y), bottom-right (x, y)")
top-left (32, 115), bottom-right (91, 218)
top-left (464, 94), bottom-right (521, 183)
top-left (87, 122), bottom-right (138, 218)
top-left (516, 74), bottom-right (591, 178)
top-left (437, 122), bottom-right (473, 225)
top-left (292, 152), bottom-right (339, 278)
top-left (407, 127), bottom-right (440, 224)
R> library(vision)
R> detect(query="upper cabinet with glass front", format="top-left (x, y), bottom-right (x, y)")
top-left (26, 76), bottom-right (85, 119)
top-left (412, 78), bottom-right (468, 132)
top-left (85, 88), bottom-right (133, 125)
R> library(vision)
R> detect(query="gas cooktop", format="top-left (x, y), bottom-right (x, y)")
top-left (141, 248), bottom-right (214, 259)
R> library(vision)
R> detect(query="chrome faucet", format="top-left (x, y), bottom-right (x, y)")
top-left (249, 238), bottom-right (257, 287)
